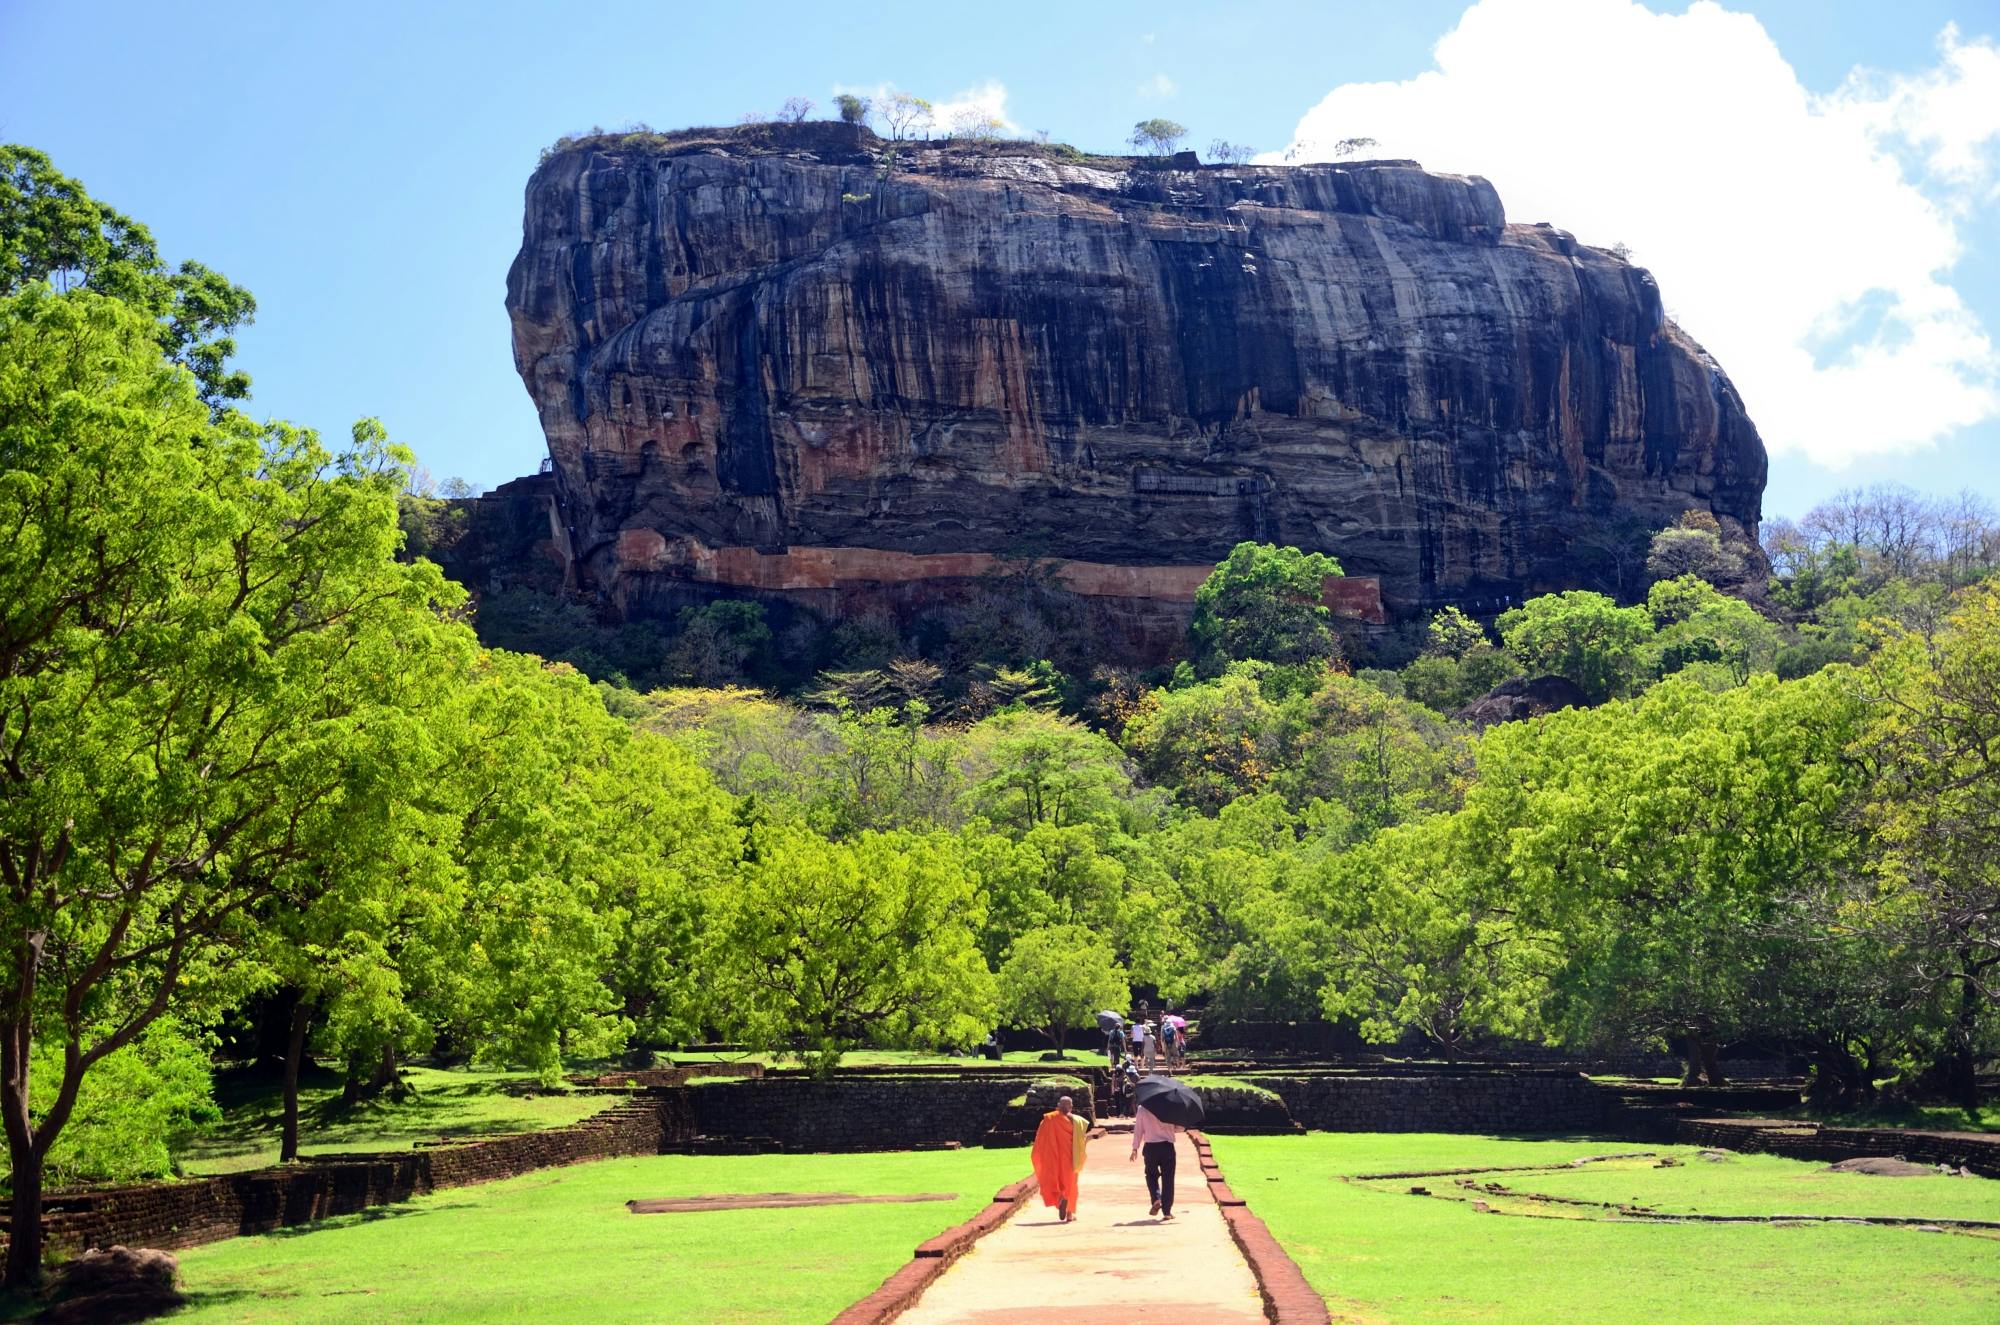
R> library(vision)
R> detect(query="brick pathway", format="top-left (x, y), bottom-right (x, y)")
top-left (894, 1128), bottom-right (1266, 1324)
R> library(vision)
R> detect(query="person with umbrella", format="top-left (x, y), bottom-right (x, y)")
top-left (1129, 1076), bottom-right (1204, 1220)
top-left (1096, 1010), bottom-right (1125, 1069)
top-left (1032, 1094), bottom-right (1085, 1223)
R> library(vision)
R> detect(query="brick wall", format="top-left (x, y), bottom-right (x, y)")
top-left (685, 1076), bottom-right (1092, 1151)
top-left (1248, 1071), bottom-right (1607, 1133)
top-left (1677, 1118), bottom-right (2000, 1178)
top-left (0, 1095), bottom-right (673, 1260)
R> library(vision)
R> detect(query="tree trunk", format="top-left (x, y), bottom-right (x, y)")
top-left (5, 1148), bottom-right (42, 1290)
top-left (1698, 1037), bottom-right (1727, 1087)
top-left (1945, 963), bottom-right (1982, 1112)
top-left (279, 1000), bottom-right (311, 1163)
top-left (1678, 1032), bottom-right (1703, 1088)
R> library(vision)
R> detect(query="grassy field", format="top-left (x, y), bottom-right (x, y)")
top-left (1211, 1133), bottom-right (2000, 1325)
top-left (169, 1149), bottom-right (1026, 1324)
top-left (180, 1065), bottom-right (618, 1175)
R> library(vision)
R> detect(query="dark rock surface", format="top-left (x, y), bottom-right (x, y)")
top-left (1455, 674), bottom-right (1590, 728)
top-left (504, 123), bottom-right (1766, 633)
top-left (35, 1245), bottom-right (183, 1324)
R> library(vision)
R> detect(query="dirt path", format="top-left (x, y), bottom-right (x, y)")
top-left (894, 1129), bottom-right (1266, 1325)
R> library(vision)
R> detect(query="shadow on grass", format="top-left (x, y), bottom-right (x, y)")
top-left (253, 1198), bottom-right (480, 1240)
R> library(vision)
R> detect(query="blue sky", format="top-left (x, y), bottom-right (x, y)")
top-left (4, 0), bottom-right (1995, 520)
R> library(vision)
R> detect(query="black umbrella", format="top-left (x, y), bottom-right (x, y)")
top-left (1096, 1011), bottom-right (1125, 1033)
top-left (1134, 1075), bottom-right (1204, 1128)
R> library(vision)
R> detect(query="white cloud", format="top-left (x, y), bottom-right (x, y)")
top-left (833, 79), bottom-right (1018, 137)
top-left (1267, 0), bottom-right (2000, 467)
top-left (1139, 73), bottom-right (1179, 100)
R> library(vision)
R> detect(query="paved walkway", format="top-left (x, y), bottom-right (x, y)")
top-left (896, 1129), bottom-right (1266, 1325)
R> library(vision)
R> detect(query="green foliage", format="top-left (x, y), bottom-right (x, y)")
top-left (704, 828), bottom-right (995, 1075)
top-left (1189, 541), bottom-right (1345, 675)
top-left (0, 145), bottom-right (255, 407)
top-left (1423, 606), bottom-right (1488, 660)
top-left (1497, 590), bottom-right (1654, 703)
top-left (959, 710), bottom-right (1132, 834)
top-left (28, 1020), bottom-right (217, 1187)
top-left (995, 925), bottom-right (1130, 1050)
top-left (833, 93), bottom-right (869, 125)
top-left (1401, 645), bottom-right (1518, 713)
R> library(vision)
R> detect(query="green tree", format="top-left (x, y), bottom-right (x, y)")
top-left (1298, 813), bottom-right (1545, 1058)
top-left (834, 93), bottom-right (869, 125)
top-left (1189, 542), bottom-right (1345, 675)
top-left (1423, 606), bottom-right (1488, 659)
top-left (1121, 665), bottom-right (1283, 812)
top-left (0, 288), bottom-right (464, 1286)
top-left (959, 710), bottom-right (1133, 835)
top-left (1, 145), bottom-right (255, 408)
top-left (1496, 590), bottom-right (1654, 703)
top-left (1853, 580), bottom-right (2000, 1106)
top-left (1128, 118), bottom-right (1189, 155)
top-left (1401, 646), bottom-right (1517, 713)
top-left (996, 925), bottom-right (1130, 1054)
top-left (704, 828), bottom-right (994, 1076)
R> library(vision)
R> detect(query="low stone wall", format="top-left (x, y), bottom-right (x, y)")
top-left (1, 1095), bottom-right (674, 1260)
top-left (685, 1076), bottom-right (1092, 1151)
top-left (1248, 1071), bottom-right (1606, 1133)
top-left (1678, 1118), bottom-right (2000, 1178)
top-left (1184, 1086), bottom-right (1300, 1134)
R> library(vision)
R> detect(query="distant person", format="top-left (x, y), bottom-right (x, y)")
top-left (1032, 1094), bottom-right (1083, 1223)
top-left (981, 1031), bottom-right (1003, 1062)
top-left (1119, 1058), bottom-right (1141, 1115)
top-left (1158, 1015), bottom-right (1178, 1071)
top-left (1128, 1101), bottom-right (1185, 1219)
top-left (1128, 1016), bottom-right (1146, 1065)
top-left (1141, 1019), bottom-right (1158, 1072)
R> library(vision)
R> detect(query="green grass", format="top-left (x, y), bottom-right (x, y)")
top-left (180, 1065), bottom-right (618, 1175)
top-left (1780, 1102), bottom-right (2000, 1134)
top-left (168, 1149), bottom-right (1024, 1324)
top-left (1178, 1073), bottom-right (1281, 1098)
top-left (1211, 1133), bottom-right (2000, 1324)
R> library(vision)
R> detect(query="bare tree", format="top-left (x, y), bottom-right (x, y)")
top-left (778, 96), bottom-right (815, 123)
top-left (880, 92), bottom-right (933, 142)
top-left (948, 108), bottom-right (1005, 140)
top-left (1207, 139), bottom-right (1255, 165)
top-left (1333, 136), bottom-right (1378, 158)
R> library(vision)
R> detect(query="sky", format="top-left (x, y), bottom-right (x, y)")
top-left (3, 0), bottom-right (1996, 521)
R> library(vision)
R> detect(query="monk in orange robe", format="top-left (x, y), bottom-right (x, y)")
top-left (1031, 1095), bottom-right (1082, 1222)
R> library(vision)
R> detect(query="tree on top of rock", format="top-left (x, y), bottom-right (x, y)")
top-left (1129, 118), bottom-right (1188, 155)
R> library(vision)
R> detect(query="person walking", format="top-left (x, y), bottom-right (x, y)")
top-left (1128, 1015), bottom-right (1146, 1067)
top-left (1141, 1019), bottom-right (1158, 1072)
top-left (1128, 1101), bottom-right (1184, 1219)
top-left (1031, 1095), bottom-right (1083, 1223)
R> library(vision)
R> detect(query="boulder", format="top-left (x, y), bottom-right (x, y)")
top-left (1454, 675), bottom-right (1590, 728)
top-left (36, 1246), bottom-right (184, 1325)
top-left (500, 124), bottom-right (1767, 657)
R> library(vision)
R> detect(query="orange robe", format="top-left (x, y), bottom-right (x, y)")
top-left (1031, 1110), bottom-right (1080, 1211)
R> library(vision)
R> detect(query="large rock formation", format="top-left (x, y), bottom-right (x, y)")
top-left (503, 123), bottom-right (1765, 651)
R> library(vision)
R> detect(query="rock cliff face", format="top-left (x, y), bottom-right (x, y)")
top-left (505, 123), bottom-right (1765, 647)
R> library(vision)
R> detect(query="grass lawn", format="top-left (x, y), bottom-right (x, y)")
top-left (1211, 1133), bottom-right (2000, 1325)
top-left (180, 1065), bottom-right (618, 1176)
top-left (170, 1149), bottom-right (1026, 1324)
